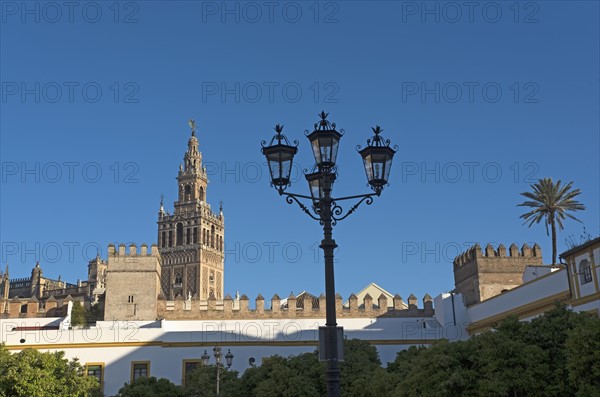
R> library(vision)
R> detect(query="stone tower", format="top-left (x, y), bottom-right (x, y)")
top-left (87, 255), bottom-right (108, 303)
top-left (104, 244), bottom-right (162, 321)
top-left (453, 243), bottom-right (543, 306)
top-left (0, 264), bottom-right (9, 313)
top-left (157, 121), bottom-right (225, 300)
top-left (30, 261), bottom-right (43, 299)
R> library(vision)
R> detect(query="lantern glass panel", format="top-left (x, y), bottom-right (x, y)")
top-left (263, 145), bottom-right (296, 187)
top-left (306, 173), bottom-right (322, 201)
top-left (308, 130), bottom-right (342, 168)
top-left (201, 351), bottom-right (210, 366)
top-left (225, 350), bottom-right (234, 368)
top-left (360, 146), bottom-right (395, 189)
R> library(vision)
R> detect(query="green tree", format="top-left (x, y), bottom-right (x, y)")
top-left (340, 339), bottom-right (393, 397)
top-left (70, 301), bottom-right (87, 326)
top-left (566, 312), bottom-right (600, 396)
top-left (0, 345), bottom-right (98, 397)
top-left (392, 339), bottom-right (478, 397)
top-left (474, 317), bottom-right (550, 396)
top-left (238, 354), bottom-right (323, 397)
top-left (183, 364), bottom-right (241, 397)
top-left (518, 178), bottom-right (585, 264)
top-left (113, 376), bottom-right (184, 397)
top-left (520, 303), bottom-right (582, 395)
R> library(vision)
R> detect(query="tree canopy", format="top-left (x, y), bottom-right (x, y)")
top-left (2, 305), bottom-right (598, 397)
top-left (0, 346), bottom-right (98, 397)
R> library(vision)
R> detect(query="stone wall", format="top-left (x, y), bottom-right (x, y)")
top-left (0, 295), bottom-right (73, 319)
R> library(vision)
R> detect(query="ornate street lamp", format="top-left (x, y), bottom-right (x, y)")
top-left (261, 124), bottom-right (299, 193)
top-left (261, 112), bottom-right (397, 397)
top-left (306, 111), bottom-right (343, 171)
top-left (201, 350), bottom-right (210, 366)
top-left (201, 347), bottom-right (234, 395)
top-left (225, 349), bottom-right (234, 369)
top-left (358, 126), bottom-right (396, 194)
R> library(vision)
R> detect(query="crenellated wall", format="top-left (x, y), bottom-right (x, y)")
top-left (0, 295), bottom-right (72, 319)
top-left (453, 243), bottom-right (544, 306)
top-left (156, 292), bottom-right (434, 320)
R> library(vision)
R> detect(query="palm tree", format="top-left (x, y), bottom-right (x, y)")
top-left (518, 178), bottom-right (585, 264)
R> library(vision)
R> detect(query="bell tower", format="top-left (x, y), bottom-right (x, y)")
top-left (157, 120), bottom-right (225, 300)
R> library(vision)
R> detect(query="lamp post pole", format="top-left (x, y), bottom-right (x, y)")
top-left (212, 347), bottom-right (222, 396)
top-left (261, 112), bottom-right (397, 397)
top-left (201, 348), bottom-right (233, 396)
top-left (321, 175), bottom-right (340, 396)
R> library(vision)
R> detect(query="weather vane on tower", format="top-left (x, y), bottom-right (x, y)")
top-left (188, 119), bottom-right (197, 136)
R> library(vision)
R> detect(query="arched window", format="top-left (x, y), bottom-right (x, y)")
top-left (579, 259), bottom-right (593, 284)
top-left (161, 231), bottom-right (166, 248)
top-left (193, 227), bottom-right (198, 244)
top-left (199, 187), bottom-right (204, 202)
top-left (184, 185), bottom-right (191, 200)
top-left (186, 228), bottom-right (191, 245)
top-left (211, 226), bottom-right (215, 248)
top-left (176, 223), bottom-right (184, 246)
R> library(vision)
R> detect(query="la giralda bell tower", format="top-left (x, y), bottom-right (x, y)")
top-left (157, 120), bottom-right (225, 300)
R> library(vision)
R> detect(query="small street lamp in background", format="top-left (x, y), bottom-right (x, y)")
top-left (261, 112), bottom-right (397, 397)
top-left (201, 347), bottom-right (234, 395)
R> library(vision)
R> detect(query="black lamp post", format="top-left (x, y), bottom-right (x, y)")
top-left (261, 112), bottom-right (397, 397)
top-left (201, 347), bottom-right (233, 395)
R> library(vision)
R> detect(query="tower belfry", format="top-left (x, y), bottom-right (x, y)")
top-left (157, 120), bottom-right (225, 300)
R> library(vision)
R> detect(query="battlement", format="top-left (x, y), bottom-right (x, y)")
top-left (454, 243), bottom-right (542, 267)
top-left (108, 243), bottom-right (159, 256)
top-left (156, 292), bottom-right (434, 320)
top-left (10, 277), bottom-right (31, 284)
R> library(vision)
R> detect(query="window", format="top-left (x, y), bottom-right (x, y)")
top-left (161, 231), bottom-right (166, 248)
top-left (211, 226), bottom-right (215, 248)
top-left (199, 187), bottom-right (204, 201)
top-left (174, 273), bottom-right (183, 288)
top-left (130, 361), bottom-right (150, 382)
top-left (186, 228), bottom-right (191, 245)
top-left (86, 363), bottom-right (104, 392)
top-left (182, 360), bottom-right (202, 386)
top-left (193, 227), bottom-right (198, 244)
top-left (128, 295), bottom-right (134, 303)
top-left (579, 259), bottom-right (593, 284)
top-left (176, 223), bottom-right (184, 246)
top-left (168, 231), bottom-right (173, 247)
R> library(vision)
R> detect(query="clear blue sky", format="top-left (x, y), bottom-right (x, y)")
top-left (1, 1), bottom-right (598, 302)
